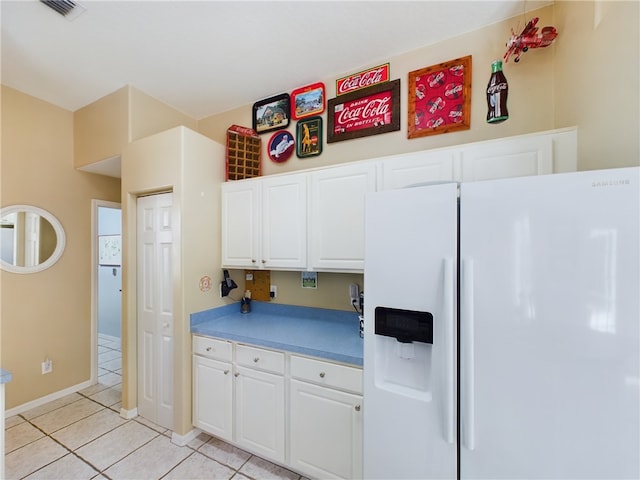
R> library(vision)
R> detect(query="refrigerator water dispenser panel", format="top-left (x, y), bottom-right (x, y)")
top-left (375, 307), bottom-right (433, 344)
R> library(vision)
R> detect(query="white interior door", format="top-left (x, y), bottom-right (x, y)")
top-left (137, 192), bottom-right (174, 430)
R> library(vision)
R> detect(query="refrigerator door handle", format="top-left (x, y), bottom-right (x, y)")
top-left (443, 257), bottom-right (455, 444)
top-left (461, 258), bottom-right (476, 451)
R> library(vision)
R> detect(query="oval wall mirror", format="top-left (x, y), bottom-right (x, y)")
top-left (0, 205), bottom-right (66, 274)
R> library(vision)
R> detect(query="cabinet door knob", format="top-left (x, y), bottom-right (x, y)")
top-left (355, 404), bottom-right (361, 412)
top-left (234, 372), bottom-right (240, 377)
top-left (223, 370), bottom-right (229, 375)
top-left (253, 357), bottom-right (260, 363)
top-left (261, 259), bottom-right (266, 264)
top-left (206, 347), bottom-right (212, 352)
top-left (251, 259), bottom-right (256, 263)
top-left (319, 372), bottom-right (325, 378)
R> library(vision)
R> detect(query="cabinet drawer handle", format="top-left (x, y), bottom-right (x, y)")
top-left (253, 357), bottom-right (260, 363)
top-left (319, 372), bottom-right (325, 378)
top-left (355, 404), bottom-right (361, 412)
top-left (206, 347), bottom-right (212, 352)
top-left (223, 370), bottom-right (229, 375)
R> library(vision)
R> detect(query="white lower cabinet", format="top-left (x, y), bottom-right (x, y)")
top-left (192, 335), bottom-right (363, 479)
top-left (192, 337), bottom-right (233, 441)
top-left (289, 355), bottom-right (363, 480)
top-left (290, 379), bottom-right (363, 480)
top-left (192, 356), bottom-right (233, 441)
top-left (234, 344), bottom-right (286, 463)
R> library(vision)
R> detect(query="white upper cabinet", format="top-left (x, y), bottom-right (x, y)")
top-left (221, 178), bottom-right (260, 268)
top-left (221, 174), bottom-right (307, 270)
top-left (459, 133), bottom-right (553, 182)
top-left (309, 163), bottom-right (376, 271)
top-left (221, 128), bottom-right (576, 273)
top-left (380, 149), bottom-right (456, 190)
top-left (261, 173), bottom-right (307, 270)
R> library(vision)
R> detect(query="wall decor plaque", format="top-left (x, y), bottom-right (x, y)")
top-left (253, 93), bottom-right (291, 134)
top-left (327, 79), bottom-right (400, 143)
top-left (336, 63), bottom-right (390, 96)
top-left (291, 82), bottom-right (325, 120)
top-left (267, 130), bottom-right (295, 163)
top-left (296, 116), bottom-right (323, 158)
top-left (408, 55), bottom-right (472, 139)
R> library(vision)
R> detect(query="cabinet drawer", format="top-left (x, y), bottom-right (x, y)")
top-left (193, 336), bottom-right (232, 362)
top-left (290, 355), bottom-right (362, 394)
top-left (236, 344), bottom-right (285, 374)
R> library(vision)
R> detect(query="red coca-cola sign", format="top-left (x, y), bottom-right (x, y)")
top-left (327, 79), bottom-right (400, 143)
top-left (333, 91), bottom-right (393, 134)
top-left (336, 64), bottom-right (390, 96)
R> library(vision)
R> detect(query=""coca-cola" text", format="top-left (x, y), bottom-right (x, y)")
top-left (336, 96), bottom-right (391, 125)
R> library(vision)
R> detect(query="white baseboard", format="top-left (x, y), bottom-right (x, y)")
top-left (172, 428), bottom-right (200, 447)
top-left (5, 379), bottom-right (93, 417)
top-left (120, 406), bottom-right (138, 419)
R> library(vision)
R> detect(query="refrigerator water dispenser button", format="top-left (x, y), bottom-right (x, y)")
top-left (374, 306), bottom-right (433, 344)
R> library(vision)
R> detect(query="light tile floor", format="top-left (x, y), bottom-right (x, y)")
top-left (5, 334), bottom-right (306, 480)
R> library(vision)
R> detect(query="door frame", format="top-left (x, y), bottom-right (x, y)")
top-left (91, 199), bottom-right (122, 384)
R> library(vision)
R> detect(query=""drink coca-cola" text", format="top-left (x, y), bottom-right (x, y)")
top-left (336, 96), bottom-right (391, 125)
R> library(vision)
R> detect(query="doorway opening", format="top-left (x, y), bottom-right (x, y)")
top-left (92, 200), bottom-right (122, 384)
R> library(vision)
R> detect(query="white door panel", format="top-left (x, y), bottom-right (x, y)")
top-left (459, 169), bottom-right (639, 479)
top-left (363, 183), bottom-right (458, 480)
top-left (137, 192), bottom-right (174, 430)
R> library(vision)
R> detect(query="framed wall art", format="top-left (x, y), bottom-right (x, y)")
top-left (327, 79), bottom-right (400, 144)
top-left (291, 82), bottom-right (325, 120)
top-left (252, 93), bottom-right (291, 134)
top-left (408, 55), bottom-right (472, 139)
top-left (296, 116), bottom-right (322, 158)
top-left (267, 130), bottom-right (295, 163)
top-left (336, 63), bottom-right (390, 96)
top-left (98, 234), bottom-right (121, 266)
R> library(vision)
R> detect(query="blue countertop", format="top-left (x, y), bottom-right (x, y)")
top-left (191, 302), bottom-right (363, 366)
top-left (1, 368), bottom-right (12, 384)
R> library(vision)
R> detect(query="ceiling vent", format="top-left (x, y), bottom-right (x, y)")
top-left (40, 0), bottom-right (86, 21)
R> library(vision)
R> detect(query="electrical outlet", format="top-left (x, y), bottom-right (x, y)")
top-left (41, 359), bottom-right (53, 375)
top-left (270, 285), bottom-right (277, 299)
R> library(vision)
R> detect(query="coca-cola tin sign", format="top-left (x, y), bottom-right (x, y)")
top-left (408, 56), bottom-right (472, 139)
top-left (336, 63), bottom-right (390, 96)
top-left (327, 79), bottom-right (400, 143)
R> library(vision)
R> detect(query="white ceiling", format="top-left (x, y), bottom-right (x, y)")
top-left (1, 0), bottom-right (551, 120)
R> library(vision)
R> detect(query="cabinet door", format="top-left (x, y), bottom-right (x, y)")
top-left (192, 356), bottom-right (232, 441)
top-left (290, 379), bottom-right (363, 480)
top-left (221, 180), bottom-right (260, 268)
top-left (309, 163), bottom-right (376, 271)
top-left (459, 134), bottom-right (553, 181)
top-left (261, 174), bottom-right (307, 269)
top-left (381, 150), bottom-right (456, 190)
top-left (235, 366), bottom-right (285, 462)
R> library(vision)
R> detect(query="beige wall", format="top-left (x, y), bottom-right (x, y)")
top-left (74, 86), bottom-right (129, 168)
top-left (199, 2), bottom-right (639, 175)
top-left (121, 126), bottom-right (226, 435)
top-left (553, 1), bottom-right (639, 170)
top-left (74, 86), bottom-right (198, 169)
top-left (1, 86), bottom-right (121, 409)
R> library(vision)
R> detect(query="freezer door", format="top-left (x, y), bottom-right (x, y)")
top-left (363, 183), bottom-right (458, 480)
top-left (459, 168), bottom-right (640, 479)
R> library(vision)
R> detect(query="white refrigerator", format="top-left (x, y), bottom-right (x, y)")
top-left (363, 167), bottom-right (639, 479)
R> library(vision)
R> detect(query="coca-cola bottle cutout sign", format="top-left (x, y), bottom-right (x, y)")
top-left (486, 60), bottom-right (509, 123)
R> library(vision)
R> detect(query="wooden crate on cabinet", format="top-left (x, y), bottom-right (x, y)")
top-left (226, 125), bottom-right (261, 180)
